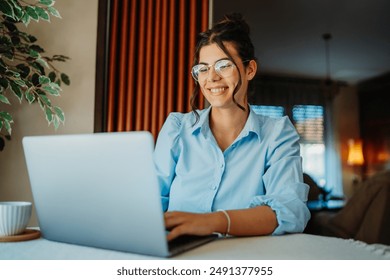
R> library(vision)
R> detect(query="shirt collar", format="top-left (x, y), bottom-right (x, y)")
top-left (244, 105), bottom-right (262, 140)
top-left (191, 106), bottom-right (212, 137)
top-left (191, 105), bottom-right (262, 140)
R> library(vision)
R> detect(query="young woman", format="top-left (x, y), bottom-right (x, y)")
top-left (154, 14), bottom-right (310, 241)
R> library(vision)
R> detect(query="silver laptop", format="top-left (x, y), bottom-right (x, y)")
top-left (23, 131), bottom-right (217, 257)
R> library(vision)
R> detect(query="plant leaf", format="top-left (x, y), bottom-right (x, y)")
top-left (3, 20), bottom-right (17, 32)
top-left (38, 94), bottom-right (51, 106)
top-left (39, 0), bottom-right (55, 6)
top-left (0, 77), bottom-right (9, 89)
top-left (25, 6), bottom-right (39, 21)
top-left (45, 107), bottom-right (53, 123)
top-left (49, 81), bottom-right (62, 91)
top-left (10, 81), bottom-right (23, 102)
top-left (29, 49), bottom-right (39, 58)
top-left (35, 6), bottom-right (50, 21)
top-left (25, 87), bottom-right (35, 103)
top-left (0, 1), bottom-right (15, 19)
top-left (31, 44), bottom-right (45, 53)
top-left (0, 111), bottom-right (14, 134)
top-left (21, 11), bottom-right (31, 26)
top-left (4, 120), bottom-right (12, 134)
top-left (37, 57), bottom-right (49, 68)
top-left (11, 35), bottom-right (21, 45)
top-left (31, 63), bottom-right (45, 76)
top-left (53, 115), bottom-right (59, 129)
top-left (43, 85), bottom-right (59, 96)
top-left (53, 54), bottom-right (70, 61)
top-left (28, 34), bottom-right (37, 43)
top-left (16, 64), bottom-right (31, 78)
top-left (9, 0), bottom-right (23, 19)
top-left (13, 78), bottom-right (26, 87)
top-left (47, 6), bottom-right (61, 18)
top-left (61, 73), bottom-right (70, 85)
top-left (54, 106), bottom-right (65, 122)
top-left (9, 0), bottom-right (22, 11)
top-left (48, 71), bottom-right (56, 82)
top-left (37, 98), bottom-right (44, 110)
top-left (0, 35), bottom-right (12, 46)
top-left (2, 48), bottom-right (14, 60)
top-left (39, 75), bottom-right (51, 85)
top-left (31, 73), bottom-right (40, 86)
top-left (0, 94), bottom-right (11, 105)
top-left (0, 111), bottom-right (13, 122)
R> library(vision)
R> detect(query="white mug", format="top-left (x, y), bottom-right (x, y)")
top-left (0, 201), bottom-right (32, 236)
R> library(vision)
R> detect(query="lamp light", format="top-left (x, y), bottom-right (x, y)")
top-left (347, 139), bottom-right (364, 166)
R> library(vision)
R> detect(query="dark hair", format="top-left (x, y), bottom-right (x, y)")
top-left (190, 13), bottom-right (257, 123)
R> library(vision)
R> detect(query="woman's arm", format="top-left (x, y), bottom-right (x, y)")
top-left (164, 206), bottom-right (277, 241)
top-left (154, 113), bottom-right (182, 211)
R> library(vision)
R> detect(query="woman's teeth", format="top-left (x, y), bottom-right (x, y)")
top-left (210, 87), bottom-right (226, 93)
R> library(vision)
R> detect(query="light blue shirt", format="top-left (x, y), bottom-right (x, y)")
top-left (154, 106), bottom-right (311, 235)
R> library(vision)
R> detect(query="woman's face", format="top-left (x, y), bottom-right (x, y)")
top-left (197, 42), bottom-right (256, 110)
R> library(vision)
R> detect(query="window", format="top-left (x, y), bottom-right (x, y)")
top-left (252, 104), bottom-right (326, 187)
top-left (251, 105), bottom-right (284, 118)
top-left (292, 105), bottom-right (325, 186)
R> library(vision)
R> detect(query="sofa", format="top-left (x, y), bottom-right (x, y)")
top-left (305, 170), bottom-right (390, 245)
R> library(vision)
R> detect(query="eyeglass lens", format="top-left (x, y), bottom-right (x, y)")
top-left (192, 59), bottom-right (235, 81)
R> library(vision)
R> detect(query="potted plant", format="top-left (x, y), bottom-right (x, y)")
top-left (0, 0), bottom-right (70, 151)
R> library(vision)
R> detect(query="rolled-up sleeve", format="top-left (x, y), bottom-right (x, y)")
top-left (249, 116), bottom-right (311, 235)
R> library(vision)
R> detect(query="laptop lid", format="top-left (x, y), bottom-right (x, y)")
top-left (23, 131), bottom-right (172, 257)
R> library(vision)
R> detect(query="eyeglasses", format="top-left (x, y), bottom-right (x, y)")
top-left (191, 59), bottom-right (236, 82)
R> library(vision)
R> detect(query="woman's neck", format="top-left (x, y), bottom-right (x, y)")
top-left (209, 104), bottom-right (249, 151)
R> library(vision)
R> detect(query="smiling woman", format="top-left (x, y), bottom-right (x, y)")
top-left (154, 13), bottom-right (310, 242)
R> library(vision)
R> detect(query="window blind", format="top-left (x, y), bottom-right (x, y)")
top-left (251, 105), bottom-right (285, 118)
top-left (292, 105), bottom-right (324, 144)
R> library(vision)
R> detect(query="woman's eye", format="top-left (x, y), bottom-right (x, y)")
top-left (198, 67), bottom-right (208, 73)
top-left (218, 62), bottom-right (232, 70)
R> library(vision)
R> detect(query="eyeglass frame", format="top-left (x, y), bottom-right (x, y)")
top-left (191, 59), bottom-right (250, 82)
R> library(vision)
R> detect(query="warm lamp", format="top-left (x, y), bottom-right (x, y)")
top-left (347, 139), bottom-right (364, 166)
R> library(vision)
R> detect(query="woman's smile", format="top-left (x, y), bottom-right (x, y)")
top-left (208, 87), bottom-right (228, 94)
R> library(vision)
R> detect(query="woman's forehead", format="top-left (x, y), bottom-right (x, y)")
top-left (199, 42), bottom-right (239, 63)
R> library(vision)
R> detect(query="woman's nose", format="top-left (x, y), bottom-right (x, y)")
top-left (207, 66), bottom-right (220, 82)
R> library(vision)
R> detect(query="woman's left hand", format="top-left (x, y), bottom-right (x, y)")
top-left (164, 211), bottom-right (226, 241)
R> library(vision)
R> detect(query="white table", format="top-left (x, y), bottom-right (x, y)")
top-left (0, 232), bottom-right (389, 260)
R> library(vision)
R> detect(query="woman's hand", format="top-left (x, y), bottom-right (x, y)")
top-left (164, 206), bottom-right (278, 241)
top-left (164, 211), bottom-right (226, 241)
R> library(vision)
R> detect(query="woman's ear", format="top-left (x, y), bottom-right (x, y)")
top-left (246, 60), bottom-right (257, 80)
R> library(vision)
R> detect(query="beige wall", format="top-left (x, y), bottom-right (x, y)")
top-left (0, 0), bottom-right (99, 225)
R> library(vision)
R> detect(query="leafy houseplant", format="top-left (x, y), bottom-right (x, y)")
top-left (0, 0), bottom-right (70, 151)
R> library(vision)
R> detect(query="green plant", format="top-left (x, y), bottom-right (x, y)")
top-left (0, 0), bottom-right (70, 151)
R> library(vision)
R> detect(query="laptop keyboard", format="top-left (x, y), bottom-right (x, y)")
top-left (167, 234), bottom-right (219, 256)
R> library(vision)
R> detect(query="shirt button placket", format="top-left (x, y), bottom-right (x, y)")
top-left (208, 146), bottom-right (225, 209)
top-left (213, 157), bottom-right (225, 190)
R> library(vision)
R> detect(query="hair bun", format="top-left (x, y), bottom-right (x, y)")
top-left (218, 13), bottom-right (250, 35)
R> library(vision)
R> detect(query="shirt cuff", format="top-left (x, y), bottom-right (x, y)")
top-left (249, 195), bottom-right (311, 235)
